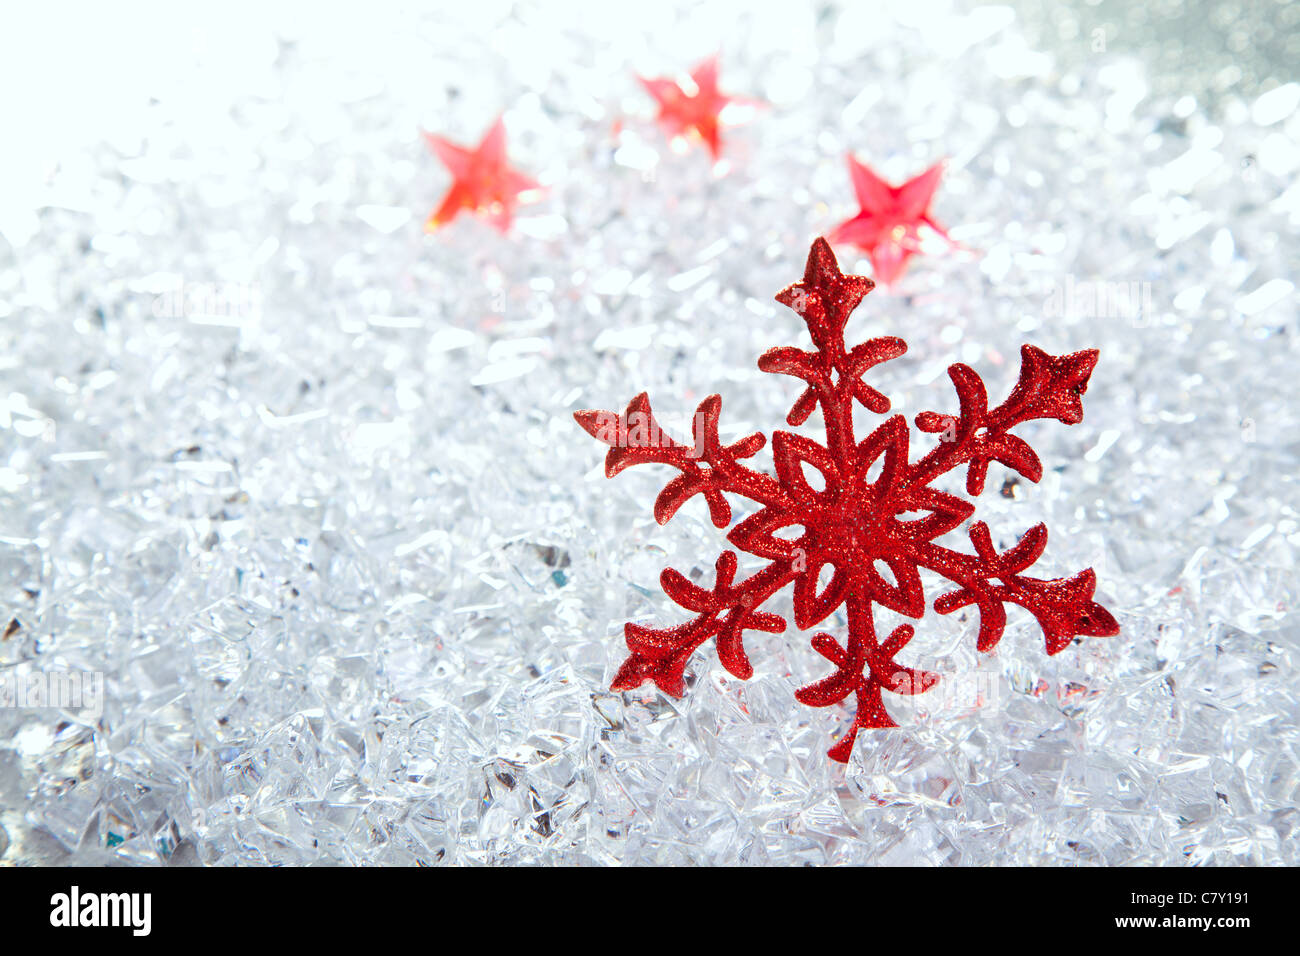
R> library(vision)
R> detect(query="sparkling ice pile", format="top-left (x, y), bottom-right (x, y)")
top-left (0, 0), bottom-right (1297, 865)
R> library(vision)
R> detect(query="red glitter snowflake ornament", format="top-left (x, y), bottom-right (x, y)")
top-left (575, 239), bottom-right (1118, 762)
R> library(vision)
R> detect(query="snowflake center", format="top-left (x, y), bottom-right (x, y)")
top-left (817, 487), bottom-right (907, 562)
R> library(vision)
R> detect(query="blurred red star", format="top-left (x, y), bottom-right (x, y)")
top-left (638, 56), bottom-right (743, 159)
top-left (422, 116), bottom-right (540, 233)
top-left (828, 156), bottom-right (952, 286)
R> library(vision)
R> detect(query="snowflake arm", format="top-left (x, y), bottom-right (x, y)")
top-left (911, 344), bottom-right (1101, 495)
top-left (917, 522), bottom-right (1119, 655)
top-left (573, 391), bottom-right (786, 526)
top-left (612, 552), bottom-right (796, 693)
top-left (767, 238), bottom-right (903, 461)
top-left (795, 596), bottom-right (939, 762)
top-left (573, 393), bottom-right (797, 688)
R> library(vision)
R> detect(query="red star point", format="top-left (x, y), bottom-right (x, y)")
top-left (638, 56), bottom-right (746, 160)
top-left (422, 116), bottom-right (540, 233)
top-left (828, 155), bottom-right (953, 286)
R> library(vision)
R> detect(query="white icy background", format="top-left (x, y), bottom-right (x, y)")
top-left (0, 0), bottom-right (1296, 865)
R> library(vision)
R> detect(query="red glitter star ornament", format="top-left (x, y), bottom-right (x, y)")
top-left (638, 56), bottom-right (746, 160)
top-left (576, 238), bottom-right (1118, 762)
top-left (422, 116), bottom-right (540, 233)
top-left (829, 155), bottom-right (953, 286)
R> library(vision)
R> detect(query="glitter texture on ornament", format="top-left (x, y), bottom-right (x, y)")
top-left (0, 0), bottom-right (1297, 866)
